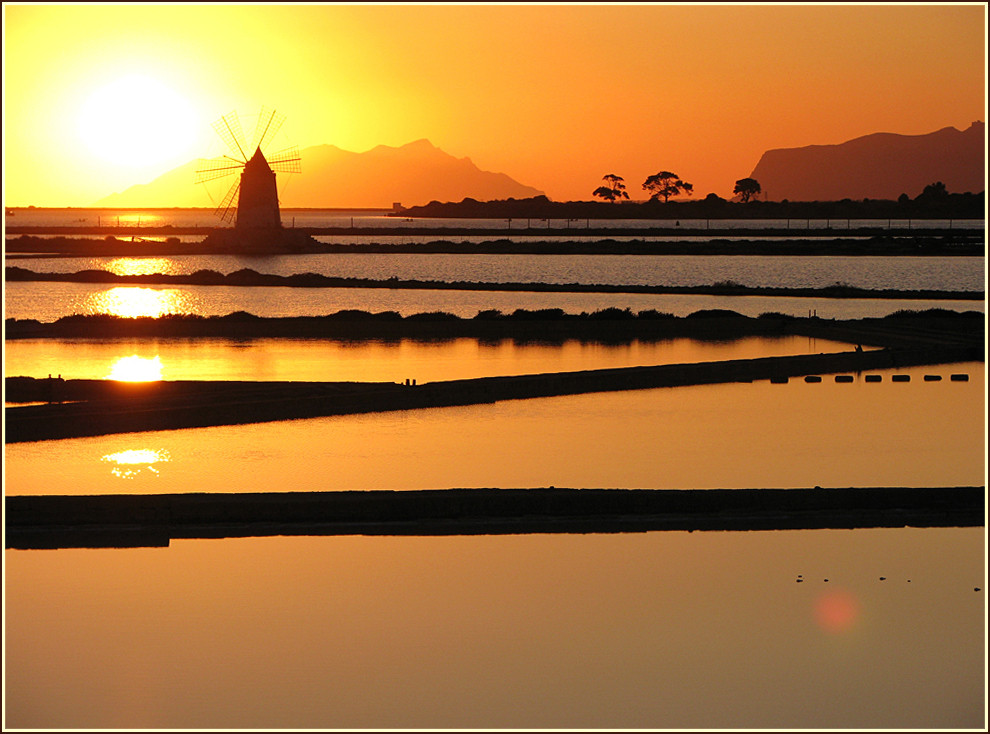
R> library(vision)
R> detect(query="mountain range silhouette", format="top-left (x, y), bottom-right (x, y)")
top-left (95, 122), bottom-right (985, 208)
top-left (749, 121), bottom-right (985, 201)
top-left (96, 138), bottom-right (544, 209)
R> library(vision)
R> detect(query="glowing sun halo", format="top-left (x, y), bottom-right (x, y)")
top-left (77, 74), bottom-right (197, 168)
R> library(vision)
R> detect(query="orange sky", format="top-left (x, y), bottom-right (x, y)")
top-left (2, 3), bottom-right (986, 206)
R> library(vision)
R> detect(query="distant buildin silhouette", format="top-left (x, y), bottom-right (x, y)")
top-left (236, 148), bottom-right (281, 230)
top-left (195, 108), bottom-right (307, 251)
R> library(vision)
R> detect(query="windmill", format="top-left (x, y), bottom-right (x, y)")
top-left (195, 107), bottom-right (301, 229)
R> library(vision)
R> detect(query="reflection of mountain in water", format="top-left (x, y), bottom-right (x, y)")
top-left (750, 122), bottom-right (985, 202)
top-left (95, 139), bottom-right (543, 209)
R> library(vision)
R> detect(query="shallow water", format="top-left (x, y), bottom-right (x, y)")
top-left (4, 526), bottom-right (984, 729)
top-left (3, 334), bottom-right (858, 384)
top-left (7, 252), bottom-right (985, 291)
top-left (4, 281), bottom-right (982, 322)
top-left (5, 362), bottom-right (983, 496)
top-left (4, 215), bottom-right (985, 729)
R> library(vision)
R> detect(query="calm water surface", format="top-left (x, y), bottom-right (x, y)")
top-left (5, 363), bottom-right (983, 495)
top-left (7, 253), bottom-right (985, 291)
top-left (4, 281), bottom-right (982, 322)
top-left (4, 216), bottom-right (985, 729)
top-left (4, 527), bottom-right (983, 729)
top-left (3, 334), bottom-right (857, 384)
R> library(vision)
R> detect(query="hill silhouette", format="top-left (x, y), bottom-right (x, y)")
top-left (94, 139), bottom-right (543, 209)
top-left (750, 122), bottom-right (985, 201)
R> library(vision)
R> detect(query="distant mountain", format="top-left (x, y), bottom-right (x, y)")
top-left (95, 139), bottom-right (543, 208)
top-left (749, 121), bottom-right (985, 201)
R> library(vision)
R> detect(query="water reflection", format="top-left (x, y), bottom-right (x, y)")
top-left (5, 280), bottom-right (982, 322)
top-left (4, 363), bottom-right (983, 497)
top-left (106, 355), bottom-right (163, 381)
top-left (3, 528), bottom-right (983, 729)
top-left (103, 257), bottom-right (180, 276)
top-left (100, 211), bottom-right (165, 228)
top-left (85, 286), bottom-right (194, 318)
top-left (100, 448), bottom-right (170, 479)
top-left (6, 335), bottom-right (854, 384)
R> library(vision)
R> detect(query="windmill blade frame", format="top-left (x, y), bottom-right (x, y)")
top-left (253, 107), bottom-right (286, 153)
top-left (216, 180), bottom-right (241, 223)
top-left (267, 146), bottom-right (302, 174)
top-left (213, 112), bottom-right (249, 161)
top-left (194, 156), bottom-right (247, 184)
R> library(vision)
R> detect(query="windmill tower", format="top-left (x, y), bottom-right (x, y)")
top-left (195, 108), bottom-right (301, 233)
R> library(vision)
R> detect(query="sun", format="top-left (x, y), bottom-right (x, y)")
top-left (77, 73), bottom-right (199, 169)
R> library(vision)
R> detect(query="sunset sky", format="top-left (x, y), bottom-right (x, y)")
top-left (3, 3), bottom-right (986, 207)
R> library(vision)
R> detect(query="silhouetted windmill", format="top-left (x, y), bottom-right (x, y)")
top-left (195, 107), bottom-right (301, 228)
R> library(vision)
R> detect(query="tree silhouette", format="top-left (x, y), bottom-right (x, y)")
top-left (642, 171), bottom-right (693, 202)
top-left (916, 181), bottom-right (948, 201)
top-left (592, 173), bottom-right (630, 202)
top-left (733, 177), bottom-right (761, 203)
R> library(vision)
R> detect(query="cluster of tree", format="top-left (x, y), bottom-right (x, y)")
top-left (593, 172), bottom-right (695, 203)
top-left (583, 173), bottom-right (985, 218)
top-left (593, 173), bottom-right (763, 204)
top-left (395, 167), bottom-right (984, 220)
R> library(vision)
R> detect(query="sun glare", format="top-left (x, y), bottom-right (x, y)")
top-left (77, 74), bottom-right (198, 168)
top-left (101, 448), bottom-right (171, 478)
top-left (104, 257), bottom-right (179, 276)
top-left (107, 355), bottom-right (164, 382)
top-left (87, 286), bottom-right (191, 318)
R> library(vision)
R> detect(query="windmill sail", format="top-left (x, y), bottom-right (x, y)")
top-left (267, 146), bottom-right (302, 174)
top-left (216, 181), bottom-right (240, 223)
top-left (194, 156), bottom-right (247, 184)
top-left (213, 112), bottom-right (248, 160)
top-left (252, 107), bottom-right (285, 153)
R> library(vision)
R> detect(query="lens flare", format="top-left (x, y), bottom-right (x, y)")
top-left (101, 448), bottom-right (171, 478)
top-left (107, 355), bottom-right (163, 382)
top-left (814, 589), bottom-right (861, 634)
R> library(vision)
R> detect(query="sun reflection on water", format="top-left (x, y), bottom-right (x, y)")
top-left (104, 257), bottom-right (180, 276)
top-left (101, 448), bottom-right (171, 479)
top-left (86, 286), bottom-right (193, 318)
top-left (106, 212), bottom-right (166, 228)
top-left (107, 355), bottom-right (164, 381)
